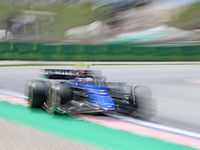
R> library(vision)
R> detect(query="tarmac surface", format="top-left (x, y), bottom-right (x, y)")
top-left (1, 61), bottom-right (200, 149)
top-left (0, 62), bottom-right (200, 133)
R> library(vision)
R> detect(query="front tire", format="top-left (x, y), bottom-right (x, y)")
top-left (55, 83), bottom-right (73, 105)
top-left (48, 83), bottom-right (73, 114)
top-left (26, 80), bottom-right (47, 108)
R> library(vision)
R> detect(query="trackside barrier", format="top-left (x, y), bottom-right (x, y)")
top-left (0, 42), bottom-right (200, 61)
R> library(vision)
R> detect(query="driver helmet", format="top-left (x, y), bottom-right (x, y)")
top-left (75, 77), bottom-right (94, 85)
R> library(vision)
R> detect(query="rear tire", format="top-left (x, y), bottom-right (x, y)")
top-left (26, 80), bottom-right (47, 108)
top-left (131, 86), bottom-right (157, 120)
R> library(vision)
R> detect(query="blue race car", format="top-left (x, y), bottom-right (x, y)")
top-left (26, 68), bottom-right (157, 120)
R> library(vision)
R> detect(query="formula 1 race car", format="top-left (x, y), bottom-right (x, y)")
top-left (26, 68), bottom-right (157, 120)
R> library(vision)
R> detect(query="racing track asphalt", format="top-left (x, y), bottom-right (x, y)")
top-left (0, 64), bottom-right (200, 149)
top-left (0, 64), bottom-right (200, 134)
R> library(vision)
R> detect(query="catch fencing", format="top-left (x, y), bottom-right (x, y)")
top-left (0, 42), bottom-right (200, 61)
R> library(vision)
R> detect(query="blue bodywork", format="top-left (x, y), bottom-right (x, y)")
top-left (70, 80), bottom-right (116, 110)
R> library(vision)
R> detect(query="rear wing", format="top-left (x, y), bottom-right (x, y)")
top-left (40, 69), bottom-right (101, 80)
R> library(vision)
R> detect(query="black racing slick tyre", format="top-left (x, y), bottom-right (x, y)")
top-left (131, 86), bottom-right (157, 120)
top-left (54, 83), bottom-right (73, 105)
top-left (44, 83), bottom-right (72, 114)
top-left (26, 80), bottom-right (46, 108)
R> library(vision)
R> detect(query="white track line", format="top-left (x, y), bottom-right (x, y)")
top-left (106, 113), bottom-right (200, 140)
top-left (0, 89), bottom-right (27, 99)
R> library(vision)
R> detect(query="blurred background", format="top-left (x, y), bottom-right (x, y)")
top-left (0, 0), bottom-right (200, 44)
top-left (0, 1), bottom-right (200, 149)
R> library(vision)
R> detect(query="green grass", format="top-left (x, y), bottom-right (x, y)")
top-left (173, 2), bottom-right (200, 29)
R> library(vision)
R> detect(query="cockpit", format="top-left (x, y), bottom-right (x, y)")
top-left (75, 77), bottom-right (95, 85)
